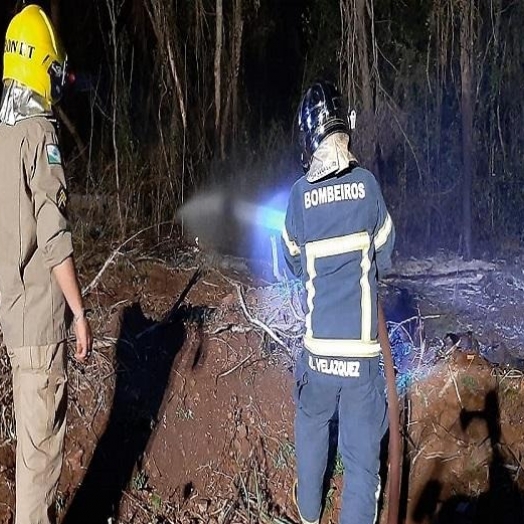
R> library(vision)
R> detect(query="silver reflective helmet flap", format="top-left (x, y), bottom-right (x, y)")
top-left (306, 132), bottom-right (358, 183)
top-left (0, 79), bottom-right (52, 126)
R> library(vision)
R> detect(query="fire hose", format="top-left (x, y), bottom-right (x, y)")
top-left (378, 303), bottom-right (402, 524)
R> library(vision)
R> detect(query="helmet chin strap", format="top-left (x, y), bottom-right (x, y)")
top-left (306, 132), bottom-right (358, 183)
top-left (301, 151), bottom-right (311, 174)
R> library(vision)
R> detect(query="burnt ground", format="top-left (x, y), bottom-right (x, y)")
top-left (0, 244), bottom-right (522, 523)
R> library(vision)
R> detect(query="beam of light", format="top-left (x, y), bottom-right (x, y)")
top-left (256, 205), bottom-right (286, 232)
top-left (249, 188), bottom-right (290, 280)
top-left (177, 186), bottom-right (292, 280)
top-left (233, 201), bottom-right (286, 231)
top-left (258, 189), bottom-right (289, 231)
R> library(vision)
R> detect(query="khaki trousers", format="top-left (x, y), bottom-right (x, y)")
top-left (8, 342), bottom-right (67, 524)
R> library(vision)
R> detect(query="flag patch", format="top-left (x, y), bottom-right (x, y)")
top-left (46, 144), bottom-right (62, 165)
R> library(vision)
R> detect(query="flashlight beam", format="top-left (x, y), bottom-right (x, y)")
top-left (234, 201), bottom-right (285, 232)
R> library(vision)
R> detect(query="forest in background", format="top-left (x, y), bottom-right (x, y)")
top-left (1, 0), bottom-right (523, 258)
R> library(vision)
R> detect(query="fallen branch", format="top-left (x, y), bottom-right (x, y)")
top-left (233, 283), bottom-right (291, 353)
top-left (217, 351), bottom-right (256, 379)
top-left (388, 314), bottom-right (440, 337)
top-left (209, 324), bottom-right (253, 336)
top-left (82, 222), bottom-right (170, 297)
top-left (448, 363), bottom-right (464, 408)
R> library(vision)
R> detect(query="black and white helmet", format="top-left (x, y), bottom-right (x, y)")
top-left (298, 80), bottom-right (355, 172)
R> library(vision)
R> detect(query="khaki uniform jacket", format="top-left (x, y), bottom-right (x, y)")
top-left (0, 116), bottom-right (73, 348)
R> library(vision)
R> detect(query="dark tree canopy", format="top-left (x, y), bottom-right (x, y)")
top-left (1, 0), bottom-right (523, 257)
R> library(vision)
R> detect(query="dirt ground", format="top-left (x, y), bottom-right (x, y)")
top-left (0, 244), bottom-right (523, 523)
top-left (403, 352), bottom-right (524, 524)
top-left (0, 249), bottom-right (304, 524)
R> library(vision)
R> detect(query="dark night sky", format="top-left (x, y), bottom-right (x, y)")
top-left (3, 1), bottom-right (524, 254)
top-left (1, 0), bottom-right (309, 138)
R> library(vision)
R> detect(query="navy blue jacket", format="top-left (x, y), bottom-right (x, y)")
top-left (281, 166), bottom-right (395, 358)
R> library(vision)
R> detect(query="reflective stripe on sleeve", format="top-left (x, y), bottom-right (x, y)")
top-left (374, 213), bottom-right (393, 250)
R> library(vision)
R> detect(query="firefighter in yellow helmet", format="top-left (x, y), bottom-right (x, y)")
top-left (0, 5), bottom-right (92, 523)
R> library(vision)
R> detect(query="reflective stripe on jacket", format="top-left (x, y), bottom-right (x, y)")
top-left (282, 166), bottom-right (395, 358)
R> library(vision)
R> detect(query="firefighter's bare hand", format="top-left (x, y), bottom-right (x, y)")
top-left (74, 315), bottom-right (93, 362)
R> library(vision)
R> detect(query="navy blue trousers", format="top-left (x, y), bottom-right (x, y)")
top-left (294, 350), bottom-right (387, 524)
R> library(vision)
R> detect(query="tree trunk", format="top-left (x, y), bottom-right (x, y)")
top-left (231, 0), bottom-right (244, 140)
top-left (339, 0), bottom-right (375, 168)
top-left (105, 0), bottom-right (124, 237)
top-left (356, 0), bottom-right (372, 116)
top-left (356, 0), bottom-right (375, 171)
top-left (166, 38), bottom-right (187, 132)
top-left (459, 0), bottom-right (474, 259)
top-left (214, 0), bottom-right (223, 150)
top-left (50, 0), bottom-right (60, 29)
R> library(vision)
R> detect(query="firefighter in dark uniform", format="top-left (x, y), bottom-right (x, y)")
top-left (282, 81), bottom-right (395, 524)
top-left (0, 5), bottom-right (92, 523)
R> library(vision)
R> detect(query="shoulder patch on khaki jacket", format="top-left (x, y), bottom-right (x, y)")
top-left (46, 144), bottom-right (62, 165)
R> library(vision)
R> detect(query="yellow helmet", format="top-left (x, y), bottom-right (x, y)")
top-left (3, 4), bottom-right (67, 106)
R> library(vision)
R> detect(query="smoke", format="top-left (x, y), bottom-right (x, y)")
top-left (177, 185), bottom-right (289, 276)
top-left (177, 189), bottom-right (242, 254)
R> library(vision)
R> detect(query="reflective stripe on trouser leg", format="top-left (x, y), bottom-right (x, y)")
top-left (9, 342), bottom-right (68, 524)
top-left (294, 361), bottom-right (338, 523)
top-left (338, 368), bottom-right (387, 524)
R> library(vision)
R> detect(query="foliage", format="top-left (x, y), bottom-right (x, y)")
top-left (271, 440), bottom-right (295, 470)
top-left (1, 0), bottom-right (523, 254)
top-left (131, 469), bottom-right (149, 491)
